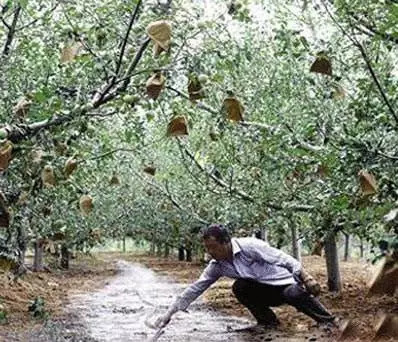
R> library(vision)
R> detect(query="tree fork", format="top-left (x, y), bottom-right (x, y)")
top-left (0, 37), bottom-right (151, 144)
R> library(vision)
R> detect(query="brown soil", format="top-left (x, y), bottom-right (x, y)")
top-left (0, 253), bottom-right (396, 341)
top-left (0, 254), bottom-right (118, 339)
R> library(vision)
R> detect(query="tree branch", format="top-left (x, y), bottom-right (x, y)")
top-left (132, 167), bottom-right (209, 225)
top-left (0, 15), bottom-right (11, 30)
top-left (284, 123), bottom-right (324, 152)
top-left (179, 139), bottom-right (255, 201)
top-left (321, 0), bottom-right (398, 126)
top-left (166, 86), bottom-right (325, 152)
top-left (349, 13), bottom-right (398, 45)
top-left (0, 114), bottom-right (75, 143)
top-left (93, 37), bottom-right (150, 106)
top-left (354, 39), bottom-right (398, 125)
top-left (76, 148), bottom-right (135, 164)
top-left (0, 35), bottom-right (150, 143)
top-left (2, 5), bottom-right (21, 56)
top-left (178, 140), bottom-right (315, 212)
top-left (16, 3), bottom-right (59, 32)
top-left (114, 0), bottom-right (142, 77)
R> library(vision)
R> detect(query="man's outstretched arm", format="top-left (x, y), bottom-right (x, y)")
top-left (152, 262), bottom-right (221, 328)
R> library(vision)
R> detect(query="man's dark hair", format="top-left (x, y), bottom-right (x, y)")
top-left (201, 224), bottom-right (231, 244)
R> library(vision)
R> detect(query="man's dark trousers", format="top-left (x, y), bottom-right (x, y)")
top-left (232, 278), bottom-right (335, 325)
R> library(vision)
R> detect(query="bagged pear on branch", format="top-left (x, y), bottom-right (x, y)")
top-left (310, 53), bottom-right (332, 76)
top-left (60, 41), bottom-right (83, 63)
top-left (146, 72), bottom-right (165, 100)
top-left (109, 172), bottom-right (121, 185)
top-left (0, 141), bottom-right (12, 171)
top-left (64, 158), bottom-right (78, 178)
top-left (167, 116), bottom-right (188, 137)
top-left (358, 170), bottom-right (377, 196)
top-left (146, 20), bottom-right (171, 57)
top-left (332, 84), bottom-right (346, 99)
top-left (31, 148), bottom-right (44, 165)
top-left (54, 140), bottom-right (68, 156)
top-left (143, 166), bottom-right (156, 176)
top-left (13, 96), bottom-right (32, 120)
top-left (188, 75), bottom-right (205, 101)
top-left (41, 165), bottom-right (56, 187)
top-left (222, 94), bottom-right (244, 122)
top-left (79, 194), bottom-right (93, 216)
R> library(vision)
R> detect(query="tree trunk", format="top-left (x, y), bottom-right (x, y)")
top-left (16, 224), bottom-right (26, 265)
top-left (33, 239), bottom-right (44, 272)
top-left (185, 248), bottom-right (192, 262)
top-left (178, 246), bottom-right (185, 261)
top-left (291, 225), bottom-right (301, 262)
top-left (2, 5), bottom-right (22, 56)
top-left (343, 233), bottom-right (350, 261)
top-left (122, 235), bottom-right (126, 253)
top-left (156, 243), bottom-right (162, 257)
top-left (254, 226), bottom-right (268, 241)
top-left (150, 236), bottom-right (156, 255)
top-left (262, 226), bottom-right (268, 242)
top-left (360, 238), bottom-right (364, 258)
top-left (54, 243), bottom-right (60, 258)
top-left (324, 231), bottom-right (342, 292)
top-left (276, 237), bottom-right (284, 249)
top-left (185, 238), bottom-right (193, 262)
top-left (60, 244), bottom-right (69, 269)
top-left (164, 243), bottom-right (170, 258)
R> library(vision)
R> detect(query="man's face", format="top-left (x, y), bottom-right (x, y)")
top-left (203, 236), bottom-right (231, 261)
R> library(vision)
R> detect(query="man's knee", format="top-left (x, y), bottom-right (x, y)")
top-left (283, 284), bottom-right (307, 304)
top-left (232, 278), bottom-right (253, 299)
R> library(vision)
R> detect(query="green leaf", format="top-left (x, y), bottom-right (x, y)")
top-left (124, 129), bottom-right (133, 143)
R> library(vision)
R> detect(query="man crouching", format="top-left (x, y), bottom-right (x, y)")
top-left (153, 224), bottom-right (337, 332)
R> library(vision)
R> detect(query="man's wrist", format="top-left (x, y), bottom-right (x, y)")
top-left (166, 301), bottom-right (180, 316)
top-left (299, 268), bottom-right (313, 282)
top-left (293, 269), bottom-right (304, 282)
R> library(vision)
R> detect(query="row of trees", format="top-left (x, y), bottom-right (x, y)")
top-left (0, 0), bottom-right (396, 292)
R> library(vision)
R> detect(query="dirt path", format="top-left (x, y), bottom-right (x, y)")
top-left (67, 260), bottom-right (332, 342)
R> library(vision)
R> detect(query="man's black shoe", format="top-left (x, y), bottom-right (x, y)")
top-left (230, 320), bottom-right (280, 333)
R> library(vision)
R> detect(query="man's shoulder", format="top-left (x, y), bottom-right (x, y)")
top-left (235, 237), bottom-right (269, 247)
top-left (202, 259), bottom-right (222, 277)
top-left (235, 237), bottom-right (257, 243)
top-left (204, 259), bottom-right (220, 268)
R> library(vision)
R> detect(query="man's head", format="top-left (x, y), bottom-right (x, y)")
top-left (201, 224), bottom-right (232, 261)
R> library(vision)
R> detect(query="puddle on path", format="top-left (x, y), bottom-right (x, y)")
top-left (70, 260), bottom-right (331, 342)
